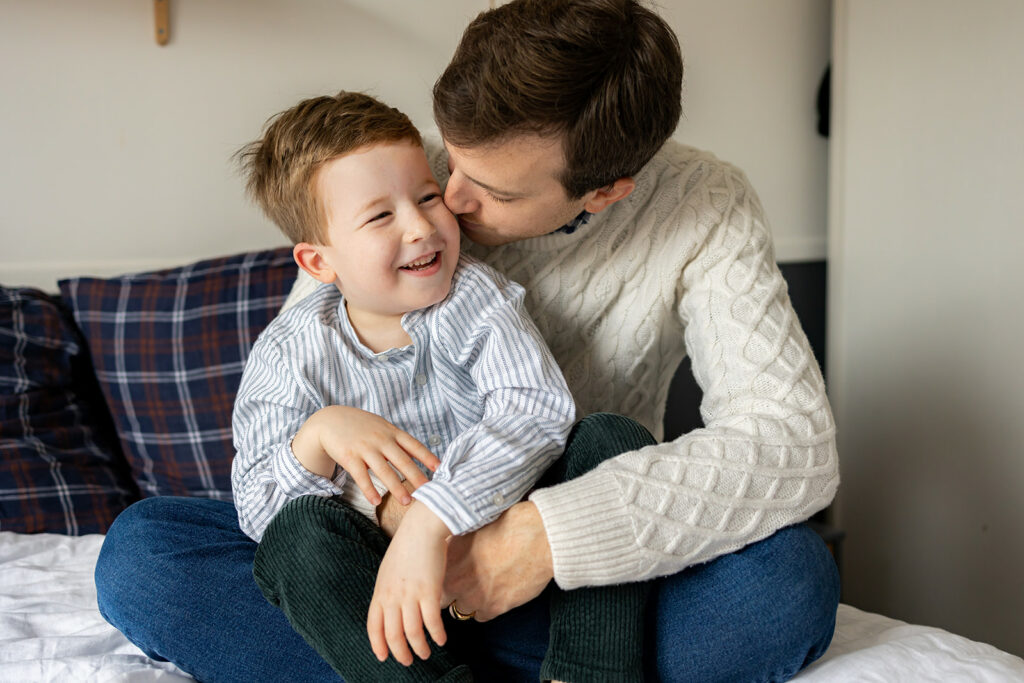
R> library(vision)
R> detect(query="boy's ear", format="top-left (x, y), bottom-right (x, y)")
top-left (293, 243), bottom-right (337, 285)
top-left (581, 177), bottom-right (636, 214)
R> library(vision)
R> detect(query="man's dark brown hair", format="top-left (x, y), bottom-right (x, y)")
top-left (433, 0), bottom-right (683, 199)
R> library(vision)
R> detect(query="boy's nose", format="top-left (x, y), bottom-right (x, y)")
top-left (405, 211), bottom-right (436, 241)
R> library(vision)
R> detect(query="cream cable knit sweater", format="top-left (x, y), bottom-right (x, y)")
top-left (283, 139), bottom-right (839, 591)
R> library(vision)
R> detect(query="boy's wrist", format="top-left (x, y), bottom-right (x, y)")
top-left (290, 409), bottom-right (334, 478)
top-left (401, 500), bottom-right (451, 539)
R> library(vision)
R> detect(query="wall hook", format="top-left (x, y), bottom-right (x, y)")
top-left (154, 0), bottom-right (169, 46)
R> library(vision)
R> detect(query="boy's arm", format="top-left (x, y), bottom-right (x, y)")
top-left (232, 325), bottom-right (440, 541)
top-left (367, 501), bottom-right (450, 665)
top-left (411, 263), bottom-right (576, 536)
top-left (231, 334), bottom-right (343, 541)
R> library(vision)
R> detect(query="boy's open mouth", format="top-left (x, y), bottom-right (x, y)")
top-left (400, 252), bottom-right (440, 271)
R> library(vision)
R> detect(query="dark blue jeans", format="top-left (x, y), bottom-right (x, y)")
top-left (96, 421), bottom-right (839, 682)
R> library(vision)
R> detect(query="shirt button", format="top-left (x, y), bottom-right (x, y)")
top-left (492, 492), bottom-right (505, 505)
top-left (415, 374), bottom-right (427, 386)
top-left (428, 434), bottom-right (441, 447)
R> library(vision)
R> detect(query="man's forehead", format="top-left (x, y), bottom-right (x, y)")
top-left (444, 134), bottom-right (565, 193)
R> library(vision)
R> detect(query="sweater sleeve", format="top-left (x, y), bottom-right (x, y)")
top-left (528, 164), bottom-right (839, 589)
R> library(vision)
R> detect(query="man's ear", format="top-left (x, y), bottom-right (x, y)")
top-left (582, 177), bottom-right (636, 214)
top-left (293, 243), bottom-right (337, 284)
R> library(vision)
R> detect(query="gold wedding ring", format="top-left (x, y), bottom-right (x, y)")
top-left (448, 601), bottom-right (475, 621)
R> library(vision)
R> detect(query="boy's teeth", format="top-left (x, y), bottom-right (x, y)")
top-left (404, 253), bottom-right (437, 269)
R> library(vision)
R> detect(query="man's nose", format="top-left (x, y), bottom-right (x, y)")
top-left (443, 173), bottom-right (476, 214)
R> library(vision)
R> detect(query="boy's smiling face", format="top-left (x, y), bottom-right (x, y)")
top-left (299, 141), bottom-right (460, 338)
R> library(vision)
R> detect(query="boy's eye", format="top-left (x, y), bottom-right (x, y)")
top-left (419, 193), bottom-right (441, 204)
top-left (368, 211), bottom-right (391, 223)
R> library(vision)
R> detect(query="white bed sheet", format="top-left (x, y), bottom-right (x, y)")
top-left (2, 531), bottom-right (1022, 682)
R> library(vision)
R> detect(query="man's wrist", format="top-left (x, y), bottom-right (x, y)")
top-left (507, 501), bottom-right (553, 584)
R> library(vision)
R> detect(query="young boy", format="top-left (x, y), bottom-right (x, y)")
top-left (231, 91), bottom-right (648, 682)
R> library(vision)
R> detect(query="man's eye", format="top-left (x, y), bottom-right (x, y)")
top-left (486, 191), bottom-right (514, 204)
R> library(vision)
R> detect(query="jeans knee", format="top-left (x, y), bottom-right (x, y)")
top-left (754, 524), bottom-right (840, 675)
top-left (95, 498), bottom-right (173, 632)
top-left (786, 524), bottom-right (841, 641)
top-left (782, 524), bottom-right (839, 600)
top-left (105, 496), bottom-right (162, 535)
top-left (95, 499), bottom-right (160, 597)
top-left (651, 523), bottom-right (839, 682)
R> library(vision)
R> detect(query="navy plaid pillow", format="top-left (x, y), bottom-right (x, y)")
top-left (59, 248), bottom-right (296, 499)
top-left (1, 287), bottom-right (139, 534)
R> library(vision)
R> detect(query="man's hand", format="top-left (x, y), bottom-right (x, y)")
top-left (442, 501), bottom-right (553, 621)
top-left (367, 502), bottom-right (450, 666)
top-left (291, 406), bottom-right (439, 506)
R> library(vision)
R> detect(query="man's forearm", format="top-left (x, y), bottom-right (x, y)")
top-left (376, 480), bottom-right (417, 537)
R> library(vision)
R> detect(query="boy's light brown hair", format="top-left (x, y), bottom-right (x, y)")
top-left (237, 91), bottom-right (422, 245)
top-left (433, 0), bottom-right (682, 199)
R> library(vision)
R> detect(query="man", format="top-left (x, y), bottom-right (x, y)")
top-left (97, 1), bottom-right (839, 680)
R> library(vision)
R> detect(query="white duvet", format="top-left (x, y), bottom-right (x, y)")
top-left (1, 531), bottom-right (1022, 682)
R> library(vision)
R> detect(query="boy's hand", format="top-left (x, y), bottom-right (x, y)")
top-left (367, 502), bottom-right (450, 665)
top-left (291, 406), bottom-right (440, 506)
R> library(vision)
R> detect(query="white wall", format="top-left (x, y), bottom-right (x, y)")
top-left (829, 0), bottom-right (1024, 656)
top-left (0, 0), bottom-right (830, 291)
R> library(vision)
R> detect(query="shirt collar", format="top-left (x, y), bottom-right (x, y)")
top-left (553, 209), bottom-right (592, 235)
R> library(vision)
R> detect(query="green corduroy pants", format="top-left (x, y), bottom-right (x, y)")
top-left (253, 413), bottom-right (655, 682)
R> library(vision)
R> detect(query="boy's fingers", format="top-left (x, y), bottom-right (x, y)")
top-left (382, 445), bottom-right (429, 489)
top-left (396, 431), bottom-right (440, 471)
top-left (422, 599), bottom-right (447, 648)
top-left (366, 454), bottom-right (410, 505)
top-left (346, 465), bottom-right (381, 506)
top-left (384, 605), bottom-right (413, 666)
top-left (366, 604), bottom-right (388, 662)
top-left (402, 606), bottom-right (431, 660)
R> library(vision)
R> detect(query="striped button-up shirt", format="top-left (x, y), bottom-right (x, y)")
top-left (231, 254), bottom-right (576, 541)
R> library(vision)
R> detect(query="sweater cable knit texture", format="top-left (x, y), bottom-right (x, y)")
top-left (284, 140), bottom-right (839, 590)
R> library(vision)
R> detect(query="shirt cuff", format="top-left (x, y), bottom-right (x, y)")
top-left (275, 438), bottom-right (345, 499)
top-left (412, 479), bottom-right (489, 536)
top-left (528, 469), bottom-right (641, 590)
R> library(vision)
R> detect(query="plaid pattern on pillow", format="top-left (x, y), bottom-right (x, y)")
top-left (59, 248), bottom-right (296, 499)
top-left (1, 287), bottom-right (139, 534)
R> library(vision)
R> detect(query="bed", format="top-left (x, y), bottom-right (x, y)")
top-left (2, 249), bottom-right (1023, 681)
top-left (2, 531), bottom-right (1022, 682)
